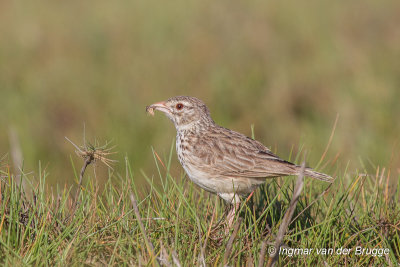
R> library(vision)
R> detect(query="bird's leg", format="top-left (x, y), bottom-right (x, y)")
top-left (212, 193), bottom-right (241, 234)
top-left (225, 201), bottom-right (240, 233)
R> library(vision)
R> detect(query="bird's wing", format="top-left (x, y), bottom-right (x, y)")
top-left (193, 126), bottom-right (298, 179)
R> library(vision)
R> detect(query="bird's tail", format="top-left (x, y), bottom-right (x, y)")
top-left (303, 168), bottom-right (334, 183)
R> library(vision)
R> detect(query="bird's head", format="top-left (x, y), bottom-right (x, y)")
top-left (146, 96), bottom-right (214, 131)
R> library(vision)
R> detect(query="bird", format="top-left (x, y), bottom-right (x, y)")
top-left (146, 96), bottom-right (334, 228)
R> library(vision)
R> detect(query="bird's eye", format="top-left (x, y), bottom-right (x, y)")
top-left (176, 103), bottom-right (184, 110)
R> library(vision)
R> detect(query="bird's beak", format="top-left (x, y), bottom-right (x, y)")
top-left (146, 101), bottom-right (171, 116)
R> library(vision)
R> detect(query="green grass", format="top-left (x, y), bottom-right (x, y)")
top-left (1, 144), bottom-right (399, 266)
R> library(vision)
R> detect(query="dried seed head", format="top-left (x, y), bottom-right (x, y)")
top-left (65, 137), bottom-right (117, 169)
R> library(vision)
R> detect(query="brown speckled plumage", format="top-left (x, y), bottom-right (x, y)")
top-left (147, 96), bottom-right (333, 226)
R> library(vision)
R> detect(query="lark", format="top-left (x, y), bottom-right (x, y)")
top-left (146, 96), bottom-right (333, 227)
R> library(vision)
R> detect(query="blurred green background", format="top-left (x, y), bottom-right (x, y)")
top-left (1, 0), bottom-right (399, 187)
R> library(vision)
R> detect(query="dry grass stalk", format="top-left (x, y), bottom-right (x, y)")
top-left (8, 127), bottom-right (29, 195)
top-left (130, 193), bottom-right (160, 266)
top-left (257, 241), bottom-right (267, 267)
top-left (264, 161), bottom-right (306, 267)
top-left (223, 217), bottom-right (243, 266)
top-left (172, 250), bottom-right (181, 267)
